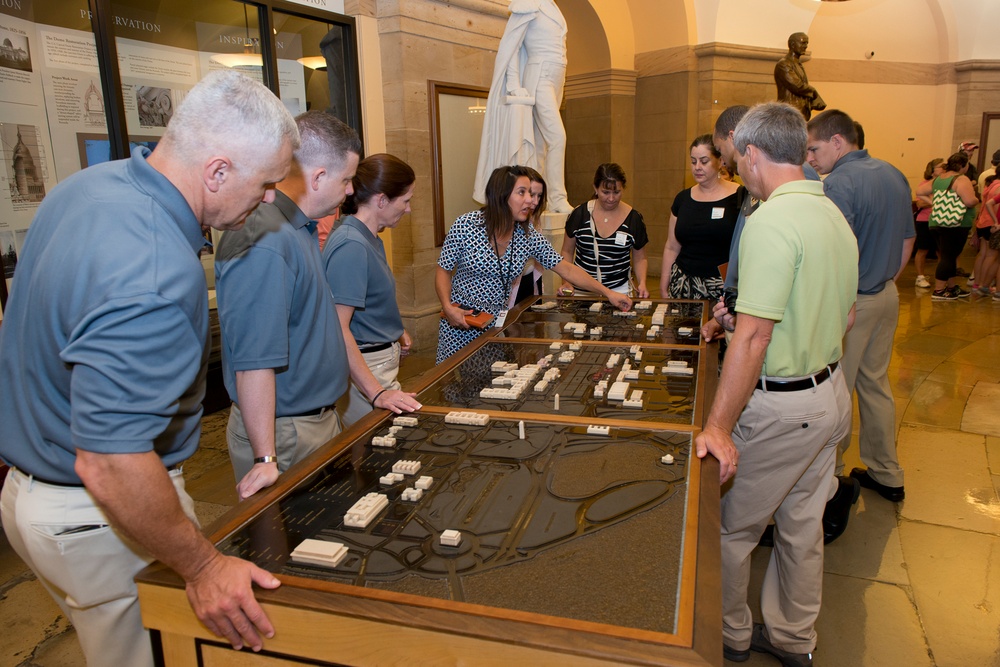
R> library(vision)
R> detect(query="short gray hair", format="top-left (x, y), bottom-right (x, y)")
top-left (294, 110), bottom-right (361, 171)
top-left (162, 70), bottom-right (299, 167)
top-left (733, 102), bottom-right (807, 165)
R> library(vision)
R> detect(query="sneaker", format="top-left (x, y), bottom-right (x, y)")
top-left (976, 285), bottom-right (992, 296)
top-left (931, 288), bottom-right (957, 300)
top-left (969, 282), bottom-right (981, 290)
top-left (993, 291), bottom-right (1000, 301)
top-left (915, 275), bottom-right (930, 288)
top-left (950, 286), bottom-right (971, 298)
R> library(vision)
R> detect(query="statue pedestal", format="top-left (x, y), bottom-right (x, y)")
top-left (538, 211), bottom-right (567, 294)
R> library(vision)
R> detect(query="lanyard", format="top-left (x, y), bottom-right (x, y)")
top-left (491, 229), bottom-right (515, 299)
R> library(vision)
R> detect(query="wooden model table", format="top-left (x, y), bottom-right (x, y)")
top-left (137, 296), bottom-right (722, 666)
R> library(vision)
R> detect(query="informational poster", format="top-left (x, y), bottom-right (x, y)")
top-left (0, 9), bottom-right (60, 299)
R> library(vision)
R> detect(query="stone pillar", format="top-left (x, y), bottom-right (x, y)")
top-left (359, 0), bottom-right (508, 353)
top-left (953, 61), bottom-right (1000, 174)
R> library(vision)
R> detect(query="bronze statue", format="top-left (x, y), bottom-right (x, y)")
top-left (774, 32), bottom-right (826, 120)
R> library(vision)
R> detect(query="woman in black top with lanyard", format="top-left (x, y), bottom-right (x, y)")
top-left (559, 163), bottom-right (650, 297)
top-left (660, 135), bottom-right (740, 300)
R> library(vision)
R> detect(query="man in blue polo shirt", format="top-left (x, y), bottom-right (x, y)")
top-left (807, 109), bottom-right (914, 503)
top-left (215, 111), bottom-right (359, 500)
top-left (697, 102), bottom-right (858, 667)
top-left (0, 71), bottom-right (297, 666)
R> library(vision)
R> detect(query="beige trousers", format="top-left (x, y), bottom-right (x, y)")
top-left (1, 467), bottom-right (196, 667)
top-left (338, 342), bottom-right (402, 430)
top-left (721, 368), bottom-right (851, 653)
top-left (836, 280), bottom-right (903, 486)
top-left (227, 403), bottom-right (340, 484)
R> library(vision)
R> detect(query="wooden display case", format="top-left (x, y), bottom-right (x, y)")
top-left (137, 297), bottom-right (722, 666)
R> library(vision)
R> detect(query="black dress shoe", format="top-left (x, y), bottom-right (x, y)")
top-left (850, 467), bottom-right (905, 502)
top-left (723, 644), bottom-right (750, 662)
top-left (823, 475), bottom-right (861, 544)
top-left (758, 523), bottom-right (775, 548)
top-left (750, 623), bottom-right (813, 667)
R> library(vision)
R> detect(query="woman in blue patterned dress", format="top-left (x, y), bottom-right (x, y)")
top-left (436, 165), bottom-right (632, 362)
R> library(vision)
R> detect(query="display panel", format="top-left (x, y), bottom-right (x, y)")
top-left (416, 340), bottom-right (700, 424)
top-left (217, 413), bottom-right (692, 633)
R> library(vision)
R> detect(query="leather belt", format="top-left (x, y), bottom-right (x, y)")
top-left (17, 464), bottom-right (181, 488)
top-left (756, 361), bottom-right (839, 393)
top-left (283, 403), bottom-right (335, 418)
top-left (357, 341), bottom-right (393, 353)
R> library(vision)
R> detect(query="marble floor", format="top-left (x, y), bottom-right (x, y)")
top-left (2, 263), bottom-right (1000, 666)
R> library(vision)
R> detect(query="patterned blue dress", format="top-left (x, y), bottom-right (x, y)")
top-left (437, 210), bottom-right (563, 362)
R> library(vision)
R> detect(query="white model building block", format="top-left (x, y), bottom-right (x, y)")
top-left (629, 344), bottom-right (641, 355)
top-left (678, 327), bottom-right (694, 336)
top-left (589, 302), bottom-right (603, 312)
top-left (558, 351), bottom-right (576, 363)
top-left (636, 323), bottom-right (645, 329)
top-left (518, 420), bottom-right (526, 439)
top-left (608, 381), bottom-right (630, 401)
top-left (665, 366), bottom-right (694, 376)
top-left (387, 426), bottom-right (402, 437)
top-left (624, 369), bottom-right (639, 380)
top-left (291, 539), bottom-right (349, 568)
top-left (644, 365), bottom-right (656, 375)
top-left (622, 389), bottom-right (644, 409)
top-left (568, 342), bottom-right (582, 351)
top-left (661, 454), bottom-right (675, 464)
top-left (622, 361), bottom-right (631, 372)
top-left (646, 328), bottom-right (657, 339)
top-left (651, 313), bottom-right (665, 326)
top-left (379, 472), bottom-right (404, 485)
top-left (606, 353), bottom-right (621, 369)
top-left (553, 393), bottom-right (560, 410)
top-left (667, 360), bottom-right (688, 367)
top-left (415, 475), bottom-right (433, 490)
top-left (589, 327), bottom-right (603, 338)
top-left (634, 351), bottom-right (643, 361)
top-left (563, 322), bottom-right (575, 332)
top-left (635, 300), bottom-right (653, 310)
top-left (444, 411), bottom-right (489, 426)
top-left (612, 310), bottom-right (638, 317)
top-left (615, 371), bottom-right (626, 383)
top-left (440, 529), bottom-right (462, 547)
top-left (534, 380), bottom-right (549, 393)
top-left (593, 385), bottom-right (605, 399)
top-left (401, 487), bottom-right (424, 502)
top-left (344, 493), bottom-right (389, 528)
top-left (393, 416), bottom-right (418, 428)
top-left (670, 308), bottom-right (679, 314)
top-left (550, 341), bottom-right (563, 351)
top-left (392, 460), bottom-right (422, 475)
top-left (543, 368), bottom-right (561, 381)
top-left (371, 435), bottom-right (397, 448)
top-left (587, 424), bottom-right (611, 436)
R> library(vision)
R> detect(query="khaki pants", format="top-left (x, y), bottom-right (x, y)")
top-left (227, 403), bottom-right (340, 484)
top-left (836, 281), bottom-right (903, 486)
top-left (1, 467), bottom-right (196, 667)
top-left (721, 368), bottom-right (851, 653)
top-left (338, 342), bottom-right (402, 429)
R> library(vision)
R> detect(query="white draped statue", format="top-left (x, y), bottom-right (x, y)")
top-left (473, 0), bottom-right (571, 213)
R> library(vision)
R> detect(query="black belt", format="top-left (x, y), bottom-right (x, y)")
top-left (756, 361), bottom-right (839, 392)
top-left (19, 464), bottom-right (181, 488)
top-left (282, 403), bottom-right (335, 418)
top-left (357, 341), bottom-right (393, 353)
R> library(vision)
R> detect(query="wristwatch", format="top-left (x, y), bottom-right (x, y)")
top-left (253, 455), bottom-right (278, 464)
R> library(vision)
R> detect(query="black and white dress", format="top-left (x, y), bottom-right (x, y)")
top-left (437, 210), bottom-right (563, 362)
top-left (565, 202), bottom-right (648, 292)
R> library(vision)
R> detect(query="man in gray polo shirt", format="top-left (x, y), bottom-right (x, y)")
top-left (807, 109), bottom-right (914, 503)
top-left (0, 71), bottom-right (296, 666)
top-left (215, 111), bottom-right (359, 500)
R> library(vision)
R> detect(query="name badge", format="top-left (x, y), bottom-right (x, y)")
top-left (711, 207), bottom-right (725, 220)
top-left (614, 231), bottom-right (628, 246)
top-left (494, 309), bottom-right (508, 328)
